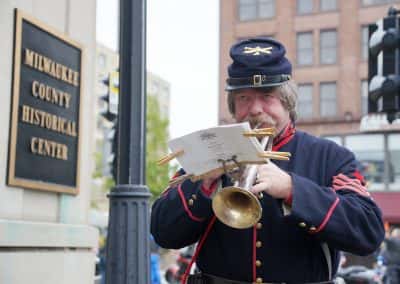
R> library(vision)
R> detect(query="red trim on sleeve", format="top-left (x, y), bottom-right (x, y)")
top-left (310, 197), bottom-right (340, 234)
top-left (171, 171), bottom-right (182, 179)
top-left (162, 171), bottom-right (184, 196)
top-left (201, 179), bottom-right (218, 197)
top-left (161, 186), bottom-right (173, 197)
top-left (177, 184), bottom-right (205, 222)
top-left (284, 191), bottom-right (293, 206)
top-left (252, 225), bottom-right (257, 282)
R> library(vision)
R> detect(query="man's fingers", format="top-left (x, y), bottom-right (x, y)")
top-left (251, 182), bottom-right (268, 194)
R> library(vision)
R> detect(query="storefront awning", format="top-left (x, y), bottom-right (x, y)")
top-left (371, 192), bottom-right (400, 223)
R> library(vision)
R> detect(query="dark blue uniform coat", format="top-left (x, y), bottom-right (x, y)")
top-left (151, 130), bottom-right (385, 283)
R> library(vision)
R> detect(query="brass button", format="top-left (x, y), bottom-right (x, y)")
top-left (256, 223), bottom-right (262, 229)
top-left (256, 241), bottom-right (262, 248)
top-left (309, 226), bottom-right (317, 232)
top-left (256, 277), bottom-right (263, 283)
top-left (298, 222), bottom-right (306, 228)
top-left (192, 194), bottom-right (197, 200)
top-left (258, 192), bottom-right (263, 199)
top-left (188, 199), bottom-right (194, 206)
top-left (256, 260), bottom-right (262, 267)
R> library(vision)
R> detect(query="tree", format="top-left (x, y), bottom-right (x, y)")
top-left (92, 94), bottom-right (172, 206)
top-left (146, 95), bottom-right (174, 200)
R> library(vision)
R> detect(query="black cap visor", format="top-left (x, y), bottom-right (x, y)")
top-left (225, 74), bottom-right (290, 91)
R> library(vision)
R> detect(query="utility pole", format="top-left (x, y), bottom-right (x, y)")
top-left (105, 0), bottom-right (150, 283)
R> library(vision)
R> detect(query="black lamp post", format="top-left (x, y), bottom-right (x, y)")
top-left (105, 0), bottom-right (151, 283)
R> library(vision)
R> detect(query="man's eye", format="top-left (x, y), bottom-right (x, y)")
top-left (262, 94), bottom-right (272, 99)
top-left (237, 95), bottom-right (249, 101)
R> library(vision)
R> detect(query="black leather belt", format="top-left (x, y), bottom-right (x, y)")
top-left (187, 273), bottom-right (334, 284)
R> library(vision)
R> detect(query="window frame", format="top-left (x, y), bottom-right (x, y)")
top-left (360, 0), bottom-right (400, 7)
top-left (361, 79), bottom-right (368, 116)
top-left (320, 29), bottom-right (337, 65)
top-left (322, 132), bottom-right (400, 192)
top-left (238, 0), bottom-right (276, 22)
top-left (296, 31), bottom-right (314, 66)
top-left (297, 0), bottom-right (314, 15)
top-left (361, 25), bottom-right (369, 61)
top-left (319, 81), bottom-right (337, 117)
top-left (320, 0), bottom-right (337, 11)
top-left (297, 83), bottom-right (314, 119)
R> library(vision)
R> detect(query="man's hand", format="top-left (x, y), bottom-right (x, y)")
top-left (250, 162), bottom-right (293, 199)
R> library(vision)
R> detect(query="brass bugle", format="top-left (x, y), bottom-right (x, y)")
top-left (211, 133), bottom-right (272, 229)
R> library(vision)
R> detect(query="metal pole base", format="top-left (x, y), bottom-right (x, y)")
top-left (105, 184), bottom-right (151, 284)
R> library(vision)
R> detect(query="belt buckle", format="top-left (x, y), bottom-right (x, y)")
top-left (253, 74), bottom-right (262, 86)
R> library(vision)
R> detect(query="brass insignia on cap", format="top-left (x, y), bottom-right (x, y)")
top-left (243, 46), bottom-right (273, 55)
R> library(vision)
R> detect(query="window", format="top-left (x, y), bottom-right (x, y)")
top-left (297, 84), bottom-right (313, 119)
top-left (320, 0), bottom-right (337, 11)
top-left (297, 32), bottom-right (313, 66)
top-left (361, 26), bottom-right (369, 61)
top-left (320, 82), bottom-right (337, 117)
top-left (361, 80), bottom-right (368, 116)
top-left (320, 30), bottom-right (337, 64)
top-left (237, 35), bottom-right (274, 42)
top-left (388, 134), bottom-right (400, 190)
top-left (361, 0), bottom-right (400, 6)
top-left (324, 136), bottom-right (342, 145)
top-left (345, 134), bottom-right (385, 191)
top-left (238, 0), bottom-right (275, 21)
top-left (259, 0), bottom-right (275, 18)
top-left (297, 0), bottom-right (313, 14)
top-left (98, 53), bottom-right (106, 69)
top-left (324, 133), bottom-right (400, 191)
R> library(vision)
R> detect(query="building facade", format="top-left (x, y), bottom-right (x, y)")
top-left (219, 0), bottom-right (400, 223)
top-left (0, 1), bottom-right (98, 283)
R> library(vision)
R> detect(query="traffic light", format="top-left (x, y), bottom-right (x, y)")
top-left (368, 7), bottom-right (400, 123)
top-left (99, 69), bottom-right (119, 179)
top-left (100, 70), bottom-right (119, 122)
top-left (106, 122), bottom-right (118, 181)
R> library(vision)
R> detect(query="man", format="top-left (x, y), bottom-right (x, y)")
top-left (381, 228), bottom-right (400, 283)
top-left (151, 37), bottom-right (385, 284)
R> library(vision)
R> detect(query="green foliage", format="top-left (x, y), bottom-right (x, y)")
top-left (92, 151), bottom-right (104, 179)
top-left (91, 94), bottom-right (173, 203)
top-left (146, 95), bottom-right (174, 200)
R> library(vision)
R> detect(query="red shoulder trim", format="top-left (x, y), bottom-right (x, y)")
top-left (353, 170), bottom-right (366, 186)
top-left (332, 173), bottom-right (370, 198)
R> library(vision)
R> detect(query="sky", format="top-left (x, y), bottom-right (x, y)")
top-left (96, 0), bottom-right (219, 138)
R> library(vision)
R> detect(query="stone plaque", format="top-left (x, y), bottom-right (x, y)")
top-left (8, 9), bottom-right (83, 194)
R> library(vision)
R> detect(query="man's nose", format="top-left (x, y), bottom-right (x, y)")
top-left (249, 98), bottom-right (263, 116)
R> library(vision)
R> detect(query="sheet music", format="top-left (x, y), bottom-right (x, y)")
top-left (168, 122), bottom-right (267, 176)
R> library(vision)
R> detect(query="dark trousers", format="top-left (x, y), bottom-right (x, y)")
top-left (187, 273), bottom-right (334, 284)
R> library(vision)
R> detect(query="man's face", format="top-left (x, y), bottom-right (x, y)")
top-left (232, 87), bottom-right (291, 134)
